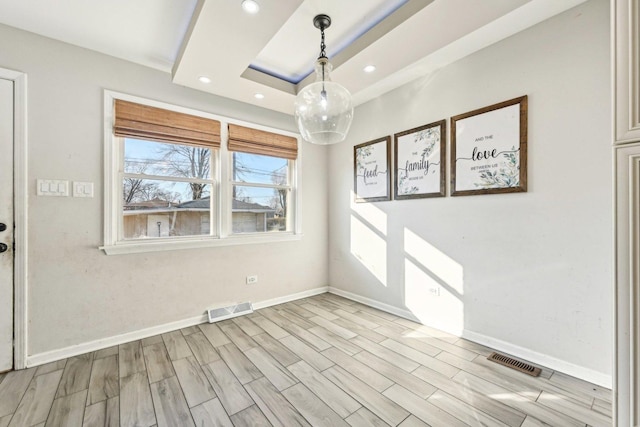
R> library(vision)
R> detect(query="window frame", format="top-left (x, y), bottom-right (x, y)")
top-left (121, 139), bottom-right (219, 240)
top-left (101, 91), bottom-right (302, 255)
top-left (228, 151), bottom-right (294, 235)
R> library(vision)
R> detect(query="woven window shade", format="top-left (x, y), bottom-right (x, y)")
top-left (114, 99), bottom-right (221, 148)
top-left (228, 124), bottom-right (298, 160)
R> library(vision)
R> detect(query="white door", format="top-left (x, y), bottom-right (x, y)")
top-left (0, 78), bottom-right (14, 372)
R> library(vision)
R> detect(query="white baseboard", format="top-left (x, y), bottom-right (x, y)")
top-left (26, 314), bottom-right (207, 367)
top-left (328, 287), bottom-right (612, 389)
top-left (26, 286), bottom-right (329, 368)
top-left (253, 286), bottom-right (328, 310)
top-left (328, 287), bottom-right (419, 321)
top-left (462, 330), bottom-right (612, 389)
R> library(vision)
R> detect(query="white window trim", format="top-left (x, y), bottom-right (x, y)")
top-left (100, 90), bottom-right (302, 255)
top-left (228, 157), bottom-right (294, 236)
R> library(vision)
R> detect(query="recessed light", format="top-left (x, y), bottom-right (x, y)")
top-left (363, 65), bottom-right (376, 73)
top-left (198, 76), bottom-right (211, 84)
top-left (241, 0), bottom-right (259, 14)
top-left (254, 93), bottom-right (265, 99)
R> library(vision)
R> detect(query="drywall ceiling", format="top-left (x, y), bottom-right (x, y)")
top-left (0, 0), bottom-right (588, 115)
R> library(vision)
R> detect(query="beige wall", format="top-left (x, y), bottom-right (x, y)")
top-left (0, 24), bottom-right (329, 357)
top-left (0, 0), bottom-right (613, 387)
top-left (328, 0), bottom-right (612, 385)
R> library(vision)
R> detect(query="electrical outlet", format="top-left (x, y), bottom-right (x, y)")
top-left (246, 275), bottom-right (258, 285)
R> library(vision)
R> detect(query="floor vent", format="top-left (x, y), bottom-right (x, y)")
top-left (207, 302), bottom-right (253, 323)
top-left (487, 352), bottom-right (541, 377)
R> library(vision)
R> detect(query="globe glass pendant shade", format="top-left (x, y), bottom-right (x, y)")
top-left (295, 58), bottom-right (354, 145)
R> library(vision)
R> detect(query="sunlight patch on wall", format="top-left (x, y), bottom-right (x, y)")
top-left (350, 190), bottom-right (387, 235)
top-left (403, 228), bottom-right (464, 335)
top-left (404, 228), bottom-right (463, 294)
top-left (404, 259), bottom-right (463, 335)
top-left (351, 215), bottom-right (387, 286)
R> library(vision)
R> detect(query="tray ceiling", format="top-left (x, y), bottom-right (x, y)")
top-left (0, 0), bottom-right (588, 115)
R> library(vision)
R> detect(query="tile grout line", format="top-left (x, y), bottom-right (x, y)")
top-left (1, 294), bottom-right (611, 426)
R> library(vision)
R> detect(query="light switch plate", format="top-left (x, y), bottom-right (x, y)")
top-left (73, 181), bottom-right (94, 198)
top-left (36, 179), bottom-right (69, 196)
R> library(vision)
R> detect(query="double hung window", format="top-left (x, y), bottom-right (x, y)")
top-left (102, 93), bottom-right (300, 254)
top-left (228, 124), bottom-right (297, 234)
top-left (122, 137), bottom-right (216, 239)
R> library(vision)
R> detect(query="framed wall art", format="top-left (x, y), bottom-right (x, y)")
top-left (394, 120), bottom-right (446, 200)
top-left (354, 136), bottom-right (391, 202)
top-left (451, 95), bottom-right (527, 196)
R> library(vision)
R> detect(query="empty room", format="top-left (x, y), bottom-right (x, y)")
top-left (0, 0), bottom-right (637, 425)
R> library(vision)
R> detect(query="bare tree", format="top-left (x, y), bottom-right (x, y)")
top-left (271, 165), bottom-right (288, 215)
top-left (137, 185), bottom-right (180, 204)
top-left (123, 177), bottom-right (144, 204)
top-left (123, 178), bottom-right (180, 205)
top-left (232, 152), bottom-right (254, 200)
top-left (123, 160), bottom-right (146, 203)
top-left (123, 161), bottom-right (156, 204)
top-left (159, 146), bottom-right (210, 200)
top-left (123, 160), bottom-right (181, 205)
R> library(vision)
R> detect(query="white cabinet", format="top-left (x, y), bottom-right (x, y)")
top-left (615, 143), bottom-right (640, 427)
top-left (614, 2), bottom-right (640, 425)
top-left (613, 0), bottom-right (640, 143)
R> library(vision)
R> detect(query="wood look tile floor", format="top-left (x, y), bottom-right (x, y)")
top-left (0, 293), bottom-right (612, 427)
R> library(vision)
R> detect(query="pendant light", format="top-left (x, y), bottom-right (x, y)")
top-left (294, 14), bottom-right (354, 145)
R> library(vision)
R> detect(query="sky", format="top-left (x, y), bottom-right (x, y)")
top-left (124, 138), bottom-right (288, 207)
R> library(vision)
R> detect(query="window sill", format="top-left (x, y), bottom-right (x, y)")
top-left (100, 233), bottom-right (303, 255)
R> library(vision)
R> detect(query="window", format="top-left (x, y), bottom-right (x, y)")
top-left (231, 152), bottom-right (290, 233)
top-left (123, 138), bottom-right (215, 239)
top-left (228, 124), bottom-right (298, 234)
top-left (102, 93), bottom-right (300, 254)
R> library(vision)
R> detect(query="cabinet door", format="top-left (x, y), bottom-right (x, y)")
top-left (615, 143), bottom-right (640, 426)
top-left (614, 0), bottom-right (640, 143)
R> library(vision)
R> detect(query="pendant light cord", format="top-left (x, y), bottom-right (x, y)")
top-left (319, 27), bottom-right (327, 60)
top-left (319, 26), bottom-right (327, 96)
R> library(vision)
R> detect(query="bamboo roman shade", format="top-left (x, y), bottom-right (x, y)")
top-left (228, 124), bottom-right (298, 160)
top-left (114, 100), bottom-right (221, 148)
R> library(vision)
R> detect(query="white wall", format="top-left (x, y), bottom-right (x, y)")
top-left (328, 0), bottom-right (612, 385)
top-left (0, 24), bottom-right (328, 358)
